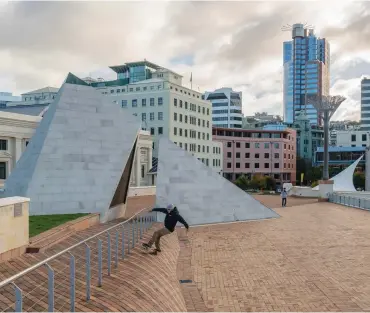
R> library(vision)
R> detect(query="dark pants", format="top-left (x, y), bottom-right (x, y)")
top-left (147, 227), bottom-right (171, 250)
top-left (282, 198), bottom-right (287, 207)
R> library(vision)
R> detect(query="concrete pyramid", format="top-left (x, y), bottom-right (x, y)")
top-left (155, 138), bottom-right (279, 226)
top-left (4, 83), bottom-right (140, 222)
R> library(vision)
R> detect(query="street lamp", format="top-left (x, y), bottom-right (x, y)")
top-left (307, 95), bottom-right (346, 181)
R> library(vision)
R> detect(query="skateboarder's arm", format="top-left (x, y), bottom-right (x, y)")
top-left (177, 214), bottom-right (189, 229)
top-left (151, 208), bottom-right (167, 214)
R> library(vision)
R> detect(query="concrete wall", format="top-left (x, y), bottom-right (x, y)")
top-left (0, 197), bottom-right (29, 261)
top-left (288, 186), bottom-right (319, 198)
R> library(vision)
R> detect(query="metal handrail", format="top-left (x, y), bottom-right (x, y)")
top-left (0, 207), bottom-right (150, 289)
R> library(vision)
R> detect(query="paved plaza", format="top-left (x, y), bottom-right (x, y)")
top-left (2, 195), bottom-right (370, 311)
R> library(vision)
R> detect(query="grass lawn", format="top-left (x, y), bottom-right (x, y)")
top-left (29, 213), bottom-right (88, 237)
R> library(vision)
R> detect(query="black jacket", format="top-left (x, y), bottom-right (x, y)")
top-left (152, 207), bottom-right (189, 232)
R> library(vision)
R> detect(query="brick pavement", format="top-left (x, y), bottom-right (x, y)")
top-left (188, 201), bottom-right (370, 311)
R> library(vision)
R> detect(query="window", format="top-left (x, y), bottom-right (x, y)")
top-left (180, 114), bottom-right (183, 122)
top-left (136, 87), bottom-right (140, 91)
top-left (185, 115), bottom-right (188, 123)
top-left (121, 100), bottom-right (127, 108)
top-left (174, 98), bottom-right (177, 106)
top-left (185, 143), bottom-right (188, 150)
top-left (180, 100), bottom-right (183, 108)
top-left (150, 128), bottom-right (155, 135)
top-left (158, 97), bottom-right (163, 105)
top-left (142, 99), bottom-right (146, 107)
top-left (202, 120), bottom-right (205, 127)
top-left (185, 102), bottom-right (188, 109)
top-left (179, 128), bottom-right (183, 136)
top-left (255, 163), bottom-right (260, 169)
top-left (227, 163), bottom-right (232, 168)
top-left (207, 121), bottom-right (209, 128)
top-left (274, 163), bottom-right (279, 169)
top-left (185, 129), bottom-right (188, 137)
top-left (206, 159), bottom-right (209, 166)
top-left (245, 143), bottom-right (250, 148)
top-left (245, 153), bottom-right (250, 158)
top-left (207, 108), bottom-right (210, 115)
top-left (111, 90), bottom-right (114, 94)
top-left (141, 113), bottom-right (146, 121)
top-left (264, 153), bottom-right (269, 158)
top-left (179, 142), bottom-right (182, 148)
top-left (132, 99), bottom-right (137, 107)
top-left (174, 127), bottom-right (177, 135)
top-left (207, 146), bottom-right (209, 153)
top-left (255, 153), bottom-right (260, 159)
top-left (236, 142), bottom-right (240, 148)
top-left (264, 143), bottom-right (269, 149)
top-left (363, 134), bottom-right (367, 141)
top-left (274, 143), bottom-right (279, 149)
top-left (141, 165), bottom-right (145, 178)
top-left (255, 143), bottom-right (260, 148)
top-left (274, 153), bottom-right (279, 158)
top-left (207, 134), bottom-right (209, 140)
top-left (150, 112), bottom-right (155, 121)
top-left (236, 163), bottom-right (240, 168)
top-left (284, 144), bottom-right (287, 149)
top-left (0, 139), bottom-right (7, 151)
top-left (158, 112), bottom-right (163, 120)
top-left (174, 112), bottom-right (177, 121)
top-left (158, 127), bottom-right (163, 135)
top-left (143, 87), bottom-right (147, 91)
top-left (202, 146), bottom-right (205, 153)
top-left (0, 162), bottom-right (6, 179)
top-left (264, 163), bottom-right (269, 168)
top-left (150, 98), bottom-right (155, 106)
top-left (198, 145), bottom-right (201, 152)
top-left (227, 142), bottom-right (232, 148)
top-left (227, 152), bottom-right (232, 158)
top-left (236, 152), bottom-right (240, 158)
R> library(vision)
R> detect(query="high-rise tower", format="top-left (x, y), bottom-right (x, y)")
top-left (283, 23), bottom-right (330, 125)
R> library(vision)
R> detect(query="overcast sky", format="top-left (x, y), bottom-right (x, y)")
top-left (1, 1), bottom-right (370, 121)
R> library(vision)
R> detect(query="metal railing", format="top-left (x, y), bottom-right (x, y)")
top-left (328, 192), bottom-right (370, 211)
top-left (0, 208), bottom-right (157, 312)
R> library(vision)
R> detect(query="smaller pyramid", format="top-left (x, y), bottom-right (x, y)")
top-left (155, 138), bottom-right (279, 226)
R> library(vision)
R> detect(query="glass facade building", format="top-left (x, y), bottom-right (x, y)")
top-left (283, 24), bottom-right (330, 126)
top-left (204, 88), bottom-right (243, 128)
top-left (361, 78), bottom-right (370, 131)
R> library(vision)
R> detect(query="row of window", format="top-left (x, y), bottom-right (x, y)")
top-left (122, 98), bottom-right (163, 108)
top-left (147, 127), bottom-right (163, 136)
top-left (226, 141), bottom-right (293, 150)
top-left (351, 134), bottom-right (367, 141)
top-left (141, 112), bottom-right (163, 121)
top-left (107, 85), bottom-right (163, 94)
top-left (174, 113), bottom-right (210, 128)
top-left (213, 117), bottom-right (242, 121)
top-left (173, 127), bottom-right (210, 140)
top-left (226, 162), bottom-right (293, 169)
top-left (226, 152), bottom-right (294, 160)
top-left (212, 109), bottom-right (242, 114)
top-left (173, 141), bottom-right (220, 155)
top-left (174, 98), bottom-right (209, 115)
top-left (171, 86), bottom-right (201, 99)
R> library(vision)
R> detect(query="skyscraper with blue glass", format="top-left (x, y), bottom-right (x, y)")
top-left (283, 23), bottom-right (330, 126)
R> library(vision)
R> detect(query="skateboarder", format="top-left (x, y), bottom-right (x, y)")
top-left (281, 188), bottom-right (287, 207)
top-left (142, 204), bottom-right (189, 253)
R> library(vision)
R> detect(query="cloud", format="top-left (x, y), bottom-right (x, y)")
top-left (1, 1), bottom-right (369, 121)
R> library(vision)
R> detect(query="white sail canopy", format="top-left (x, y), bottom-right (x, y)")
top-left (312, 155), bottom-right (364, 192)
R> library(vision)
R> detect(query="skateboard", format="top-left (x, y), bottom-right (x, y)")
top-left (141, 245), bottom-right (158, 255)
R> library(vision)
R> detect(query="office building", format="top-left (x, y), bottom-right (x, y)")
top-left (212, 127), bottom-right (296, 186)
top-left (361, 77), bottom-right (370, 130)
top-left (66, 61), bottom-right (223, 174)
top-left (314, 146), bottom-right (365, 168)
top-left (283, 23), bottom-right (330, 125)
top-left (203, 87), bottom-right (243, 128)
top-left (335, 130), bottom-right (370, 147)
top-left (0, 92), bottom-right (21, 108)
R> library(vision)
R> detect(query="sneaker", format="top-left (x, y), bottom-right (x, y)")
top-left (142, 243), bottom-right (150, 250)
top-left (155, 248), bottom-right (161, 252)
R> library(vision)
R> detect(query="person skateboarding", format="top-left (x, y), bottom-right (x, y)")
top-left (142, 204), bottom-right (189, 253)
top-left (281, 188), bottom-right (288, 207)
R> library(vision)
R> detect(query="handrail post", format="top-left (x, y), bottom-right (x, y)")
top-left (12, 282), bottom-right (22, 312)
top-left (107, 233), bottom-right (111, 276)
top-left (84, 243), bottom-right (91, 301)
top-left (44, 263), bottom-right (54, 312)
top-left (140, 217), bottom-right (143, 239)
top-left (127, 223), bottom-right (130, 254)
top-left (115, 230), bottom-right (119, 268)
top-left (68, 252), bottom-right (76, 312)
top-left (121, 226), bottom-right (125, 259)
top-left (98, 239), bottom-right (102, 287)
top-left (132, 221), bottom-right (135, 248)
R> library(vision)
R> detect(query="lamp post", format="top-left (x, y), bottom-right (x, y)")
top-left (307, 95), bottom-right (346, 181)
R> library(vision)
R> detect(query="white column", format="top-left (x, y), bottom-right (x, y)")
top-left (148, 146), bottom-right (153, 170)
top-left (136, 148), bottom-right (141, 187)
top-left (14, 138), bottom-right (23, 163)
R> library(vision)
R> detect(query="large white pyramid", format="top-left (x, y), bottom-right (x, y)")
top-left (3, 83), bottom-right (140, 222)
top-left (155, 138), bottom-right (279, 226)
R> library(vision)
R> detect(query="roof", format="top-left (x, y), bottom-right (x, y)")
top-left (316, 146), bottom-right (366, 152)
top-left (213, 126), bottom-right (293, 134)
top-left (130, 78), bottom-right (165, 85)
top-left (0, 104), bottom-right (48, 116)
top-left (22, 87), bottom-right (59, 95)
top-left (109, 60), bottom-right (161, 74)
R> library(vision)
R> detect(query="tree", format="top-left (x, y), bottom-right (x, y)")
top-left (234, 175), bottom-right (250, 190)
top-left (353, 172), bottom-right (365, 190)
top-left (264, 176), bottom-right (276, 190)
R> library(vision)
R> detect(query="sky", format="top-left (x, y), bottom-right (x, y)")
top-left (1, 0), bottom-right (370, 121)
